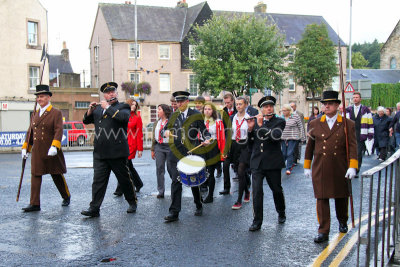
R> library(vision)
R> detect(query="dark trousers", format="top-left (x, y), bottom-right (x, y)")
top-left (222, 158), bottom-right (232, 190)
top-left (237, 162), bottom-right (250, 203)
top-left (357, 140), bottom-right (366, 172)
top-left (317, 198), bottom-right (348, 234)
top-left (30, 174), bottom-right (70, 206)
top-left (116, 159), bottom-right (143, 192)
top-left (90, 157), bottom-right (136, 210)
top-left (378, 147), bottom-right (388, 160)
top-left (206, 162), bottom-right (219, 198)
top-left (252, 169), bottom-right (285, 226)
top-left (166, 152), bottom-right (202, 215)
top-left (293, 141), bottom-right (301, 163)
top-left (215, 161), bottom-right (222, 174)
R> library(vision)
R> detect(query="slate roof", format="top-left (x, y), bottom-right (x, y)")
top-left (98, 1), bottom-right (344, 46)
top-left (48, 55), bottom-right (74, 80)
top-left (347, 69), bottom-right (400, 84)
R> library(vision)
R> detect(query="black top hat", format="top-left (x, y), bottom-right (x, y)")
top-left (320, 90), bottom-right (341, 104)
top-left (34, 84), bottom-right (52, 96)
top-left (100, 82), bottom-right (118, 93)
top-left (173, 91), bottom-right (190, 101)
top-left (258, 96), bottom-right (276, 108)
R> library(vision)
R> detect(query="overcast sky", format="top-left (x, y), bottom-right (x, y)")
top-left (38, 0), bottom-right (399, 85)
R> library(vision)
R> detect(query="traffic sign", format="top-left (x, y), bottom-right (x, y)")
top-left (344, 83), bottom-right (354, 93)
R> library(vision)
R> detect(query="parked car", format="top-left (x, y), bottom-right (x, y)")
top-left (63, 121), bottom-right (88, 146)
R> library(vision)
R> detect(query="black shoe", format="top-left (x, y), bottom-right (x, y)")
top-left (203, 195), bottom-right (213, 203)
top-left (314, 233), bottom-right (329, 243)
top-left (278, 213), bottom-right (286, 224)
top-left (127, 202), bottom-right (137, 213)
top-left (164, 213), bottom-right (179, 222)
top-left (113, 190), bottom-right (123, 196)
top-left (81, 207), bottom-right (100, 217)
top-left (216, 170), bottom-right (222, 178)
top-left (249, 223), bottom-right (261, 231)
top-left (22, 204), bottom-right (40, 212)
top-left (219, 189), bottom-right (230, 195)
top-left (135, 185), bottom-right (143, 193)
top-left (194, 207), bottom-right (203, 216)
top-left (339, 222), bottom-right (348, 233)
top-left (62, 197), bottom-right (70, 206)
top-left (157, 194), bottom-right (164, 199)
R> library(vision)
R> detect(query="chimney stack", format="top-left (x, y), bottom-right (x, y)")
top-left (125, 1), bottom-right (131, 4)
top-left (61, 41), bottom-right (69, 62)
top-left (254, 1), bottom-right (267, 13)
top-left (177, 0), bottom-right (187, 8)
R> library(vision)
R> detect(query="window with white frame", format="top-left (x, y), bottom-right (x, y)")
top-left (159, 44), bottom-right (170, 60)
top-left (129, 72), bottom-right (141, 84)
top-left (29, 66), bottom-right (40, 89)
top-left (27, 21), bottom-right (38, 46)
top-left (189, 74), bottom-right (198, 96)
top-left (331, 76), bottom-right (340, 91)
top-left (129, 43), bottom-right (140, 58)
top-left (288, 75), bottom-right (295, 92)
top-left (159, 73), bottom-right (170, 92)
top-left (150, 105), bottom-right (158, 122)
top-left (189, 45), bottom-right (196, 60)
top-left (75, 101), bottom-right (90, 109)
top-left (94, 46), bottom-right (98, 62)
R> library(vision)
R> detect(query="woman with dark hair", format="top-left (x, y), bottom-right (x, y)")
top-left (307, 106), bottom-right (319, 131)
top-left (114, 99), bottom-right (144, 196)
top-left (151, 104), bottom-right (172, 198)
top-left (202, 103), bottom-right (225, 203)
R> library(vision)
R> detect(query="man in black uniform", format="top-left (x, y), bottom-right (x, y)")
top-left (164, 91), bottom-right (211, 222)
top-left (247, 96), bottom-right (287, 231)
top-left (81, 82), bottom-right (137, 217)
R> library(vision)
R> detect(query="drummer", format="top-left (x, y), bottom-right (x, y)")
top-left (164, 91), bottom-right (211, 222)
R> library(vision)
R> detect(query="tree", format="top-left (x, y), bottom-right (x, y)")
top-left (189, 14), bottom-right (288, 96)
top-left (291, 23), bottom-right (337, 104)
top-left (351, 51), bottom-right (369, 69)
top-left (351, 39), bottom-right (382, 69)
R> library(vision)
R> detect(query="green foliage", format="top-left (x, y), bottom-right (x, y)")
top-left (291, 23), bottom-right (337, 100)
top-left (360, 83), bottom-right (400, 109)
top-left (351, 52), bottom-right (369, 69)
top-left (189, 14), bottom-right (288, 96)
top-left (351, 39), bottom-right (382, 69)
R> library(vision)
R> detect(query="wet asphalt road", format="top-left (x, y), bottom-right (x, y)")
top-left (0, 147), bottom-right (383, 266)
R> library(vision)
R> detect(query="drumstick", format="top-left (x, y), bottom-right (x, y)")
top-left (187, 138), bottom-right (214, 154)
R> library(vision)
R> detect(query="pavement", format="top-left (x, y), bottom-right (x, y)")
top-left (0, 147), bottom-right (393, 266)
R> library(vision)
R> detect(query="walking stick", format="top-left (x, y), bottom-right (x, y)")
top-left (16, 44), bottom-right (47, 201)
top-left (338, 39), bottom-right (355, 228)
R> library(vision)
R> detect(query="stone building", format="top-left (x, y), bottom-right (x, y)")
top-left (381, 20), bottom-right (400, 70)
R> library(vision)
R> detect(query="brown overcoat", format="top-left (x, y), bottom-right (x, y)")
top-left (304, 114), bottom-right (358, 199)
top-left (22, 105), bottom-right (66, 176)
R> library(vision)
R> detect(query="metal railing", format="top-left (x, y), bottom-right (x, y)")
top-left (61, 129), bottom-right (153, 150)
top-left (357, 149), bottom-right (400, 266)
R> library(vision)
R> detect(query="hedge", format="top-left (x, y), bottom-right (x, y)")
top-left (361, 83), bottom-right (400, 109)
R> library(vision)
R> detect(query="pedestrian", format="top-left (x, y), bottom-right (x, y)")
top-left (247, 96), bottom-right (287, 231)
top-left (389, 102), bottom-right (400, 149)
top-left (114, 98), bottom-right (143, 196)
top-left (163, 91), bottom-right (211, 222)
top-left (290, 102), bottom-right (305, 165)
top-left (21, 85), bottom-right (71, 212)
top-left (170, 95), bottom-right (178, 113)
top-left (81, 82), bottom-right (137, 217)
top-left (194, 96), bottom-right (206, 112)
top-left (304, 90), bottom-right (358, 243)
top-left (307, 106), bottom-right (320, 131)
top-left (281, 104), bottom-right (306, 175)
top-left (373, 106), bottom-right (391, 161)
top-left (345, 92), bottom-right (374, 176)
top-left (386, 107), bottom-right (396, 154)
top-left (151, 104), bottom-right (172, 198)
top-left (202, 102), bottom-right (226, 203)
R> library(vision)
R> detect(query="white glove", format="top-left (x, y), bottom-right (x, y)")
top-left (304, 169), bottom-right (312, 179)
top-left (47, 146), bottom-right (58, 156)
top-left (345, 168), bottom-right (357, 179)
top-left (21, 149), bottom-right (28, 159)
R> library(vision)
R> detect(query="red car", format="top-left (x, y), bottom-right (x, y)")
top-left (63, 121), bottom-right (88, 146)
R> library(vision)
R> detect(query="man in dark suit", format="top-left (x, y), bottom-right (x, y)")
top-left (247, 96), bottom-right (287, 231)
top-left (164, 91), bottom-right (211, 222)
top-left (81, 82), bottom-right (137, 217)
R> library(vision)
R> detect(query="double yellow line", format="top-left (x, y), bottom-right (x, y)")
top-left (310, 209), bottom-right (389, 266)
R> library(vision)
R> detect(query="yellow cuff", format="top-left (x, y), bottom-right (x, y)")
top-left (304, 159), bottom-right (312, 169)
top-left (349, 159), bottom-right (358, 169)
top-left (51, 140), bottom-right (61, 149)
top-left (22, 142), bottom-right (32, 152)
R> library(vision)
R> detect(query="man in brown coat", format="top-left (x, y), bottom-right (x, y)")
top-left (304, 91), bottom-right (358, 243)
top-left (21, 85), bottom-right (71, 212)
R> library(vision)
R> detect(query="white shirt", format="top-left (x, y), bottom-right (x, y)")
top-left (326, 113), bottom-right (338, 130)
top-left (38, 103), bottom-right (51, 117)
top-left (180, 108), bottom-right (189, 120)
top-left (232, 113), bottom-right (250, 140)
top-left (354, 104), bottom-right (361, 118)
top-left (155, 119), bottom-right (168, 143)
top-left (204, 118), bottom-right (217, 139)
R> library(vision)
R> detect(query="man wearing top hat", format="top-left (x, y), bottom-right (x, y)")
top-left (304, 90), bottom-right (358, 243)
top-left (247, 96), bottom-right (287, 231)
top-left (164, 91), bottom-right (211, 222)
top-left (81, 82), bottom-right (137, 217)
top-left (21, 85), bottom-right (71, 212)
